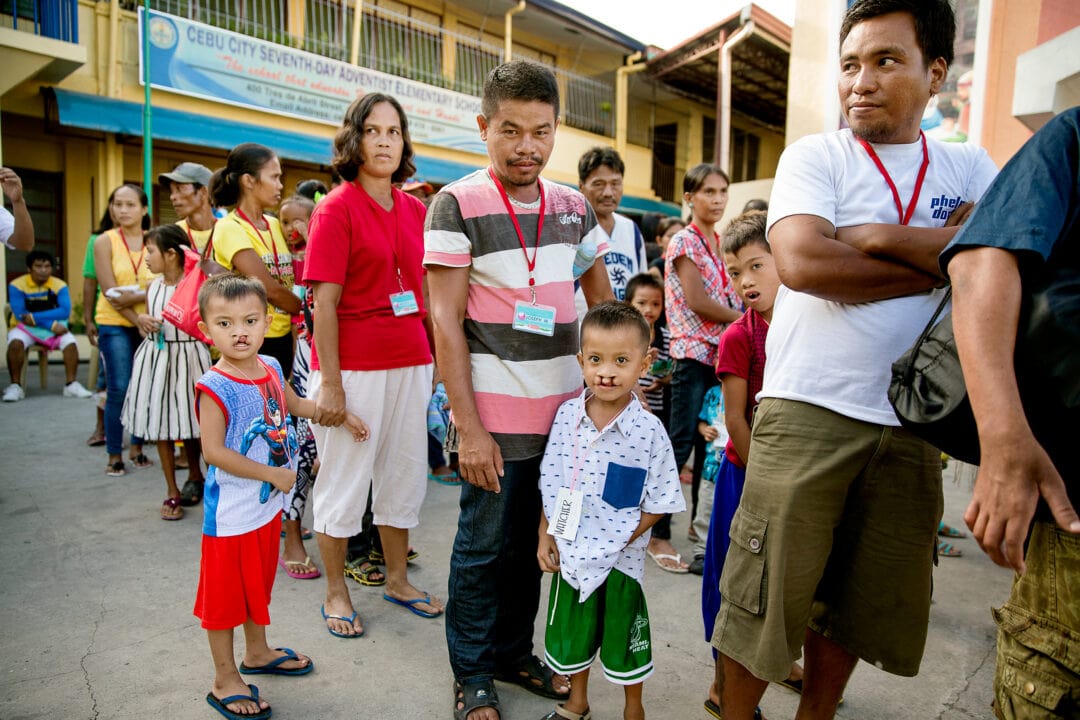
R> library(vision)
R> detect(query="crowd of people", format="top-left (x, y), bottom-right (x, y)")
top-left (2, 0), bottom-right (1077, 718)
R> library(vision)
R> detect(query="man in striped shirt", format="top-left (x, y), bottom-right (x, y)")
top-left (425, 60), bottom-right (614, 720)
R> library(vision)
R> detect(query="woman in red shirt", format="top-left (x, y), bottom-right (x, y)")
top-left (305, 93), bottom-right (441, 638)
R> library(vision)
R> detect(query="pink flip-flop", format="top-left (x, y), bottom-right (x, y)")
top-left (279, 556), bottom-right (321, 579)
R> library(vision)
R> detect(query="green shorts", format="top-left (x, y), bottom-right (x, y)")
top-left (993, 521), bottom-right (1080, 719)
top-left (712, 398), bottom-right (943, 681)
top-left (544, 570), bottom-right (653, 685)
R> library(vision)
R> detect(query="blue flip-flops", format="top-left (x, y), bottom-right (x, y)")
top-left (320, 605), bottom-right (364, 638)
top-left (383, 592), bottom-right (443, 618)
top-left (239, 647), bottom-right (314, 676)
top-left (206, 683), bottom-right (271, 720)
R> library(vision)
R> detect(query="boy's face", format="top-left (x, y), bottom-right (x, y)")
top-left (578, 325), bottom-right (649, 406)
top-left (628, 286), bottom-right (663, 327)
top-left (197, 294), bottom-right (271, 362)
top-left (724, 243), bottom-right (780, 317)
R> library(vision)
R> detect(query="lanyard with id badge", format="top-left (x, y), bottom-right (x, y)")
top-left (489, 168), bottom-right (557, 337)
top-left (548, 404), bottom-right (621, 542)
top-left (855, 131), bottom-right (930, 226)
top-left (371, 188), bottom-right (420, 317)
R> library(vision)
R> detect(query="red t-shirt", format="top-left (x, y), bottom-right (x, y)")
top-left (304, 181), bottom-right (431, 371)
top-left (715, 308), bottom-right (769, 467)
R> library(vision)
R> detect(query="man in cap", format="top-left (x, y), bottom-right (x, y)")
top-left (159, 162), bottom-right (216, 250)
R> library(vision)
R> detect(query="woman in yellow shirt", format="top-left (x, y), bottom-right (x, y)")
top-left (93, 183), bottom-right (157, 476)
top-left (209, 143), bottom-right (300, 373)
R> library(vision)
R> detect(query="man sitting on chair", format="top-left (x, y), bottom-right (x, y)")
top-left (5, 251), bottom-right (93, 402)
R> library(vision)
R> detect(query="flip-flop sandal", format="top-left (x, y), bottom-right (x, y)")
top-left (106, 461), bottom-right (127, 477)
top-left (279, 557), bottom-right (321, 579)
top-left (206, 683), bottom-right (271, 720)
top-left (454, 679), bottom-right (500, 720)
top-left (368, 547), bottom-right (420, 564)
top-left (647, 549), bottom-right (690, 573)
top-left (937, 521), bottom-right (967, 538)
top-left (344, 558), bottom-right (386, 586)
top-left (179, 479), bottom-right (203, 506)
top-left (543, 704), bottom-right (592, 720)
top-left (383, 592), bottom-right (443, 618)
top-left (86, 431), bottom-right (105, 447)
top-left (160, 497), bottom-right (184, 521)
top-left (937, 540), bottom-right (963, 557)
top-left (320, 605), bottom-right (364, 638)
top-left (239, 647), bottom-right (314, 676)
top-left (704, 699), bottom-right (764, 719)
top-left (129, 453), bottom-right (154, 469)
top-left (428, 469), bottom-right (462, 485)
top-left (494, 655), bottom-right (570, 700)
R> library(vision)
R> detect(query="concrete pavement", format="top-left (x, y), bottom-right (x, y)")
top-left (0, 363), bottom-right (1010, 719)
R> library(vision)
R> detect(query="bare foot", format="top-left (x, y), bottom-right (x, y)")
top-left (210, 679), bottom-right (270, 717)
top-left (322, 596), bottom-right (363, 637)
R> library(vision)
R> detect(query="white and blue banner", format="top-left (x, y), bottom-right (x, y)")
top-left (139, 8), bottom-right (485, 153)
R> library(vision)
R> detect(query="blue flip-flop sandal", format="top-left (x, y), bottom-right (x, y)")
top-left (239, 647), bottom-right (314, 676)
top-left (383, 592), bottom-right (443, 618)
top-left (206, 683), bottom-right (271, 720)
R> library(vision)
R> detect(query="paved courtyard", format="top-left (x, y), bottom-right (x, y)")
top-left (0, 363), bottom-right (1009, 719)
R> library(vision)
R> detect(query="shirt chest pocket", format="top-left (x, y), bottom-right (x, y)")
top-left (601, 462), bottom-right (647, 510)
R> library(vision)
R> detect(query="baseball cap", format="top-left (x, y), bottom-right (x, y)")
top-left (159, 162), bottom-right (213, 188)
top-left (401, 178), bottom-right (433, 194)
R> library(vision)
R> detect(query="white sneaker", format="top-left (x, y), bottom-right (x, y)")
top-left (2, 384), bottom-right (25, 402)
top-left (64, 381), bottom-right (94, 399)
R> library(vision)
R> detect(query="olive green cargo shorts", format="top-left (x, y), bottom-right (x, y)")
top-left (711, 398), bottom-right (942, 681)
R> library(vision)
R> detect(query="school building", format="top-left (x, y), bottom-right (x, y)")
top-left (0, 0), bottom-right (792, 356)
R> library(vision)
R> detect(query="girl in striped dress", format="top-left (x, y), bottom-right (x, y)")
top-left (122, 225), bottom-right (211, 520)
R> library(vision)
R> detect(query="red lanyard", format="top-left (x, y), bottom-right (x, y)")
top-left (688, 223), bottom-right (729, 288)
top-left (354, 180), bottom-right (407, 292)
top-left (235, 209), bottom-right (282, 274)
top-left (856, 132), bottom-right (930, 226)
top-left (489, 167), bottom-right (546, 293)
top-left (117, 229), bottom-right (144, 277)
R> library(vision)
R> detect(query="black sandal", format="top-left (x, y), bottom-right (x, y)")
top-left (179, 479), bottom-right (204, 506)
top-left (454, 679), bottom-right (500, 720)
top-left (494, 655), bottom-right (569, 700)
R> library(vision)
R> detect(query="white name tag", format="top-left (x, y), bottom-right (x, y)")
top-left (512, 299), bottom-right (556, 336)
top-left (390, 290), bottom-right (420, 316)
top-left (549, 487), bottom-right (583, 541)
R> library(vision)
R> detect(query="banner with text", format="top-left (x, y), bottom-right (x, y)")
top-left (139, 8), bottom-right (485, 154)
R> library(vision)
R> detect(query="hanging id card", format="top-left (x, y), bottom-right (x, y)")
top-left (512, 299), bottom-right (556, 336)
top-left (390, 290), bottom-right (420, 316)
top-left (548, 487), bottom-right (584, 541)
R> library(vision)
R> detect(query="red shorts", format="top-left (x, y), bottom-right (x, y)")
top-left (194, 512), bottom-right (281, 630)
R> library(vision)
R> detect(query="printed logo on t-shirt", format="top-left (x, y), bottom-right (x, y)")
top-left (929, 194), bottom-right (965, 221)
top-left (605, 252), bottom-right (638, 299)
top-left (558, 211), bottom-right (583, 226)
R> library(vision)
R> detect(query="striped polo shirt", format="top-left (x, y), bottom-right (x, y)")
top-left (424, 169), bottom-right (609, 461)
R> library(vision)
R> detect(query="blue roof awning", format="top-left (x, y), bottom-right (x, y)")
top-left (47, 88), bottom-right (483, 184)
top-left (46, 88), bottom-right (674, 209)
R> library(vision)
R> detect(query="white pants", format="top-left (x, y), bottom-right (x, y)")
top-left (309, 363), bottom-right (432, 538)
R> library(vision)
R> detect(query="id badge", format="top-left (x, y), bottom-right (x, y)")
top-left (512, 299), bottom-right (556, 336)
top-left (549, 487), bottom-right (583, 541)
top-left (390, 290), bottom-right (420, 316)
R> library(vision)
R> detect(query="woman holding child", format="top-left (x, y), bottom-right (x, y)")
top-left (305, 92), bottom-right (441, 638)
top-left (663, 164), bottom-right (743, 574)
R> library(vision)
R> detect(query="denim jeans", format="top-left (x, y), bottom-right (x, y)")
top-left (446, 455), bottom-right (543, 682)
top-left (669, 357), bottom-right (720, 519)
top-left (98, 324), bottom-right (143, 456)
